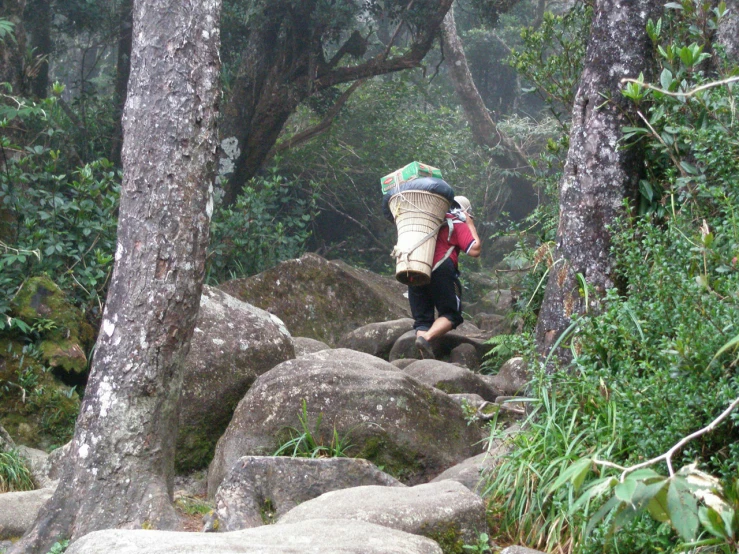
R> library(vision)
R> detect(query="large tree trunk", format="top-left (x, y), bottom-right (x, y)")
top-left (717, 0), bottom-right (738, 61)
top-left (535, 0), bottom-right (660, 359)
top-left (109, 0), bottom-right (133, 165)
top-left (0, 0), bottom-right (27, 95)
top-left (11, 0), bottom-right (222, 551)
top-left (24, 0), bottom-right (51, 98)
top-left (440, 3), bottom-right (538, 220)
top-left (219, 0), bottom-right (454, 205)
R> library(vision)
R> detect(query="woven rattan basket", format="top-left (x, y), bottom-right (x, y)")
top-left (389, 190), bottom-right (450, 286)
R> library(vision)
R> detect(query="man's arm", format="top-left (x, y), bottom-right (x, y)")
top-left (464, 216), bottom-right (482, 257)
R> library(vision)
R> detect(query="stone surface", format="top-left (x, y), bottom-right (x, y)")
top-left (10, 276), bottom-right (94, 374)
top-left (431, 424), bottom-right (519, 493)
top-left (403, 360), bottom-right (501, 401)
top-left (177, 286), bottom-right (295, 472)
top-left (278, 480), bottom-right (487, 546)
top-left (467, 289), bottom-right (515, 317)
top-left (218, 253), bottom-right (411, 346)
top-left (501, 547), bottom-right (547, 554)
top-left (472, 313), bottom-right (513, 334)
top-left (65, 519), bottom-right (443, 554)
top-left (338, 318), bottom-right (414, 361)
top-left (390, 358), bottom-right (417, 369)
top-left (15, 446), bottom-right (51, 488)
top-left (482, 357), bottom-right (529, 396)
top-left (207, 349), bottom-right (482, 495)
top-left (0, 426), bottom-right (14, 452)
top-left (292, 337), bottom-right (330, 357)
top-left (448, 343), bottom-right (480, 370)
top-left (389, 323), bottom-right (493, 362)
top-left (0, 488), bottom-right (55, 540)
top-left (209, 456), bottom-right (403, 531)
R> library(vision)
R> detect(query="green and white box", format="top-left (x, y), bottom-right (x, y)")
top-left (380, 161), bottom-right (443, 194)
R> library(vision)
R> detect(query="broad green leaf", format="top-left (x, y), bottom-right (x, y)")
top-left (571, 476), bottom-right (618, 512)
top-left (647, 485), bottom-right (670, 522)
top-left (668, 476), bottom-right (700, 540)
top-left (586, 495), bottom-right (621, 535)
top-left (660, 69), bottom-right (673, 91)
top-left (698, 506), bottom-right (728, 539)
top-left (615, 478), bottom-right (638, 503)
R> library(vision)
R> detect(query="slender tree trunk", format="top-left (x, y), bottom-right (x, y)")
top-left (440, 3), bottom-right (538, 219)
top-left (11, 0), bottom-right (222, 551)
top-left (535, 0), bottom-right (660, 359)
top-left (24, 0), bottom-right (51, 98)
top-left (0, 0), bottom-right (27, 95)
top-left (110, 0), bottom-right (133, 166)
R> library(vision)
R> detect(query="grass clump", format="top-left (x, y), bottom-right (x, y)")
top-left (273, 399), bottom-right (353, 458)
top-left (0, 449), bottom-right (36, 492)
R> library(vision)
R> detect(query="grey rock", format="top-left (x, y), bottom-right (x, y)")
top-left (472, 313), bottom-right (513, 334)
top-left (0, 426), bottom-right (14, 452)
top-left (218, 253), bottom-right (411, 346)
top-left (209, 456), bottom-right (403, 531)
top-left (278, 480), bottom-right (487, 545)
top-left (390, 358), bottom-right (417, 369)
top-left (15, 446), bottom-right (50, 488)
top-left (65, 519), bottom-right (443, 554)
top-left (501, 547), bottom-right (547, 554)
top-left (448, 343), bottom-right (480, 370)
top-left (0, 488), bottom-right (54, 540)
top-left (208, 349), bottom-right (482, 495)
top-left (482, 357), bottom-right (529, 396)
top-left (0, 540), bottom-right (12, 553)
top-left (338, 318), bottom-right (414, 360)
top-left (448, 393), bottom-right (485, 407)
top-left (431, 424), bottom-right (519, 493)
top-left (389, 323), bottom-right (493, 362)
top-left (403, 360), bottom-right (501, 401)
top-left (467, 289), bottom-right (515, 317)
top-left (177, 286), bottom-right (295, 471)
top-left (292, 337), bottom-right (330, 357)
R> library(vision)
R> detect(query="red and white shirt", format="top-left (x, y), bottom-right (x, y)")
top-left (433, 214), bottom-right (476, 268)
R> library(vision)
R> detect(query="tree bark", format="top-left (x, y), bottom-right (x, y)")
top-left (219, 0), bottom-right (454, 205)
top-left (717, 0), bottom-right (739, 61)
top-left (24, 0), bottom-right (51, 98)
top-left (535, 0), bottom-right (660, 359)
top-left (440, 3), bottom-right (538, 220)
top-left (0, 0), bottom-right (27, 95)
top-left (11, 0), bottom-right (222, 551)
top-left (110, 0), bottom-right (133, 165)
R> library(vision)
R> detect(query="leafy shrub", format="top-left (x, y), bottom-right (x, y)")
top-left (207, 173), bottom-right (317, 284)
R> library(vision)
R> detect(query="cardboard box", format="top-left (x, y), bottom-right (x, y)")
top-left (380, 161), bottom-right (443, 194)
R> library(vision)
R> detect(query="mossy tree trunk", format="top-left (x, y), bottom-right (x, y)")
top-left (11, 0), bottom-right (222, 551)
top-left (535, 0), bottom-right (661, 360)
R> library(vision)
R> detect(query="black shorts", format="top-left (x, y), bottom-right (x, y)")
top-left (408, 258), bottom-right (463, 331)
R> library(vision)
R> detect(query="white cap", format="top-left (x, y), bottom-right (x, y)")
top-left (454, 195), bottom-right (472, 216)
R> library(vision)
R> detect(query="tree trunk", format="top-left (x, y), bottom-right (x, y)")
top-left (535, 0), bottom-right (660, 359)
top-left (440, 3), bottom-right (538, 220)
top-left (0, 0), bottom-right (27, 95)
top-left (110, 0), bottom-right (133, 165)
top-left (11, 0), bottom-right (222, 550)
top-left (717, 0), bottom-right (738, 61)
top-left (24, 0), bottom-right (51, 98)
top-left (219, 0), bottom-right (454, 205)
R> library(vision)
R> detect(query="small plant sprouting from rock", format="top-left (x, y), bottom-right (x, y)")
top-left (45, 540), bottom-right (69, 554)
top-left (462, 532), bottom-right (492, 553)
top-left (273, 399), bottom-right (354, 458)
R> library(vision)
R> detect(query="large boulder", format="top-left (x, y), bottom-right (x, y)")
top-left (65, 519), bottom-right (443, 554)
top-left (389, 323), bottom-right (493, 362)
top-left (11, 276), bottom-right (94, 374)
top-left (278, 480), bottom-right (487, 548)
top-left (0, 488), bottom-right (55, 540)
top-left (208, 456), bottom-right (403, 531)
top-left (218, 253), bottom-right (411, 346)
top-left (338, 318), bottom-right (414, 360)
top-left (207, 349), bottom-right (482, 494)
top-left (177, 286), bottom-right (294, 472)
top-left (403, 360), bottom-right (501, 401)
top-left (481, 357), bottom-right (529, 397)
top-left (292, 337), bottom-right (330, 357)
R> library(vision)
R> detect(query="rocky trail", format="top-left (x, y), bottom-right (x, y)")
top-left (1, 253), bottom-right (540, 554)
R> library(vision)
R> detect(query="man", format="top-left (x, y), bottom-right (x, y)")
top-left (411, 195), bottom-right (481, 359)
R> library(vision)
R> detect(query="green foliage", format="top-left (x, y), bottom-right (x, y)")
top-left (174, 495), bottom-right (213, 517)
top-left (482, 380), bottom-right (623, 553)
top-left (508, 3), bottom-right (592, 124)
top-left (0, 448), bottom-right (35, 492)
top-left (480, 332), bottom-right (530, 374)
top-left (0, 18), bottom-right (15, 44)
top-left (207, 173), bottom-right (317, 284)
top-left (45, 540), bottom-right (69, 554)
top-left (462, 532), bottom-right (492, 553)
top-left (273, 399), bottom-right (354, 458)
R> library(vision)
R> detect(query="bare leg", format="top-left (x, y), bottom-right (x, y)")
top-left (418, 316), bottom-right (453, 342)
